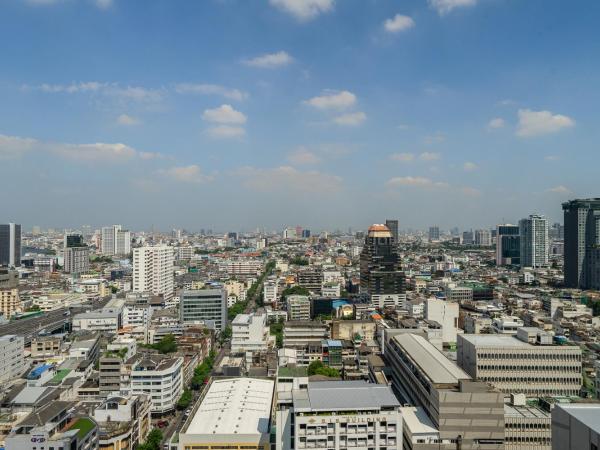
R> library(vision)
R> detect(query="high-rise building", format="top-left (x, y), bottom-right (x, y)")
top-left (562, 198), bottom-right (600, 290)
top-left (101, 225), bottom-right (131, 256)
top-left (180, 288), bottom-right (227, 331)
top-left (462, 230), bottom-right (474, 245)
top-left (519, 214), bottom-right (548, 268)
top-left (496, 224), bottom-right (520, 266)
top-left (428, 226), bottom-right (440, 242)
top-left (0, 335), bottom-right (25, 383)
top-left (133, 246), bottom-right (174, 301)
top-left (359, 224), bottom-right (405, 300)
top-left (64, 233), bottom-right (89, 275)
top-left (385, 219), bottom-right (399, 244)
top-left (0, 223), bottom-right (21, 267)
top-left (474, 229), bottom-right (492, 246)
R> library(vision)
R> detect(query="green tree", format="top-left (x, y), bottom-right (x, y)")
top-left (281, 285), bottom-right (310, 300)
top-left (290, 257), bottom-right (309, 266)
top-left (307, 360), bottom-right (340, 378)
top-left (177, 389), bottom-right (192, 410)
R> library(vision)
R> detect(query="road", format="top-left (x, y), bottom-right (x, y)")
top-left (0, 296), bottom-right (111, 344)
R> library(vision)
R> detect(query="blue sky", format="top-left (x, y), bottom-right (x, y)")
top-left (1, 0), bottom-right (599, 232)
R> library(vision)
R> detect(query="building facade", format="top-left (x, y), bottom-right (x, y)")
top-left (133, 246), bottom-right (175, 301)
top-left (0, 223), bottom-right (21, 267)
top-left (496, 224), bottom-right (520, 266)
top-left (180, 289), bottom-right (227, 331)
top-left (519, 215), bottom-right (548, 268)
top-left (101, 225), bottom-right (131, 256)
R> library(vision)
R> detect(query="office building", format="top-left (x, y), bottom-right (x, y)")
top-left (180, 289), bottom-right (227, 331)
top-left (0, 223), bottom-right (21, 267)
top-left (463, 230), bottom-right (474, 245)
top-left (179, 378), bottom-right (274, 450)
top-left (133, 246), bottom-right (174, 301)
top-left (385, 333), bottom-right (505, 450)
top-left (231, 313), bottom-right (269, 354)
top-left (385, 219), bottom-right (399, 244)
top-left (275, 381), bottom-right (402, 450)
top-left (0, 335), bottom-right (25, 384)
top-left (562, 198), bottom-right (600, 289)
top-left (496, 224), bottom-right (520, 266)
top-left (101, 225), bottom-right (131, 256)
top-left (519, 215), bottom-right (548, 268)
top-left (287, 295), bottom-right (311, 321)
top-left (64, 233), bottom-right (90, 275)
top-left (457, 330), bottom-right (582, 397)
top-left (428, 226), bottom-right (440, 242)
top-left (129, 355), bottom-right (183, 414)
top-left (359, 224), bottom-right (405, 300)
top-left (475, 229), bottom-right (492, 246)
top-left (551, 403), bottom-right (600, 450)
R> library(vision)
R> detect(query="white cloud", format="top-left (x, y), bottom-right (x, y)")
top-left (206, 125), bottom-right (246, 139)
top-left (25, 82), bottom-right (164, 103)
top-left (420, 152), bottom-right (441, 161)
top-left (288, 147), bottom-right (321, 165)
top-left (244, 51), bottom-right (293, 68)
top-left (174, 83), bottom-right (248, 101)
top-left (117, 114), bottom-right (141, 126)
top-left (390, 152), bottom-right (415, 163)
top-left (516, 109), bottom-right (575, 137)
top-left (333, 111), bottom-right (366, 126)
top-left (547, 185), bottom-right (572, 194)
top-left (51, 142), bottom-right (137, 162)
top-left (487, 117), bottom-right (505, 130)
top-left (386, 176), bottom-right (449, 189)
top-left (95, 0), bottom-right (113, 9)
top-left (157, 165), bottom-right (212, 183)
top-left (237, 165), bottom-right (342, 193)
top-left (545, 155), bottom-right (560, 162)
top-left (0, 134), bottom-right (37, 159)
top-left (428, 0), bottom-right (477, 15)
top-left (304, 90), bottom-right (356, 110)
top-left (138, 151), bottom-right (164, 160)
top-left (423, 133), bottom-right (445, 144)
top-left (202, 104), bottom-right (247, 124)
top-left (463, 161), bottom-right (477, 171)
top-left (384, 14), bottom-right (415, 33)
top-left (269, 0), bottom-right (334, 21)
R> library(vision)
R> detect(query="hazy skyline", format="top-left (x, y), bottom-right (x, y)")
top-left (1, 0), bottom-right (598, 230)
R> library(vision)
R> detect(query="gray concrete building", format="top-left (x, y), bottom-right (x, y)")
top-left (180, 288), bottom-right (227, 331)
top-left (551, 403), bottom-right (600, 450)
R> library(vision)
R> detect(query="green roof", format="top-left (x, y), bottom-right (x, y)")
top-left (52, 369), bottom-right (71, 382)
top-left (278, 366), bottom-right (308, 377)
top-left (70, 418), bottom-right (96, 439)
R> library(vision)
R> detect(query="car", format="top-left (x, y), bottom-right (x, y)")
top-left (157, 420), bottom-right (169, 428)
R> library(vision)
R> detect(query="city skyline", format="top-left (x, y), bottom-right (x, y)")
top-left (1, 0), bottom-right (599, 229)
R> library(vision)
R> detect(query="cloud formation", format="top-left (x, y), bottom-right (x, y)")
top-left (420, 152), bottom-right (441, 161)
top-left (390, 152), bottom-right (415, 162)
top-left (304, 90), bottom-right (356, 110)
top-left (157, 165), bottom-right (213, 183)
top-left (487, 117), bottom-right (505, 130)
top-left (269, 0), bottom-right (334, 21)
top-left (202, 104), bottom-right (247, 124)
top-left (288, 147), bottom-right (321, 165)
top-left (463, 161), bottom-right (477, 171)
top-left (384, 14), bottom-right (415, 33)
top-left (516, 109), bottom-right (575, 137)
top-left (174, 83), bottom-right (247, 101)
top-left (117, 114), bottom-right (141, 126)
top-left (333, 111), bottom-right (366, 126)
top-left (428, 0), bottom-right (477, 15)
top-left (244, 51), bottom-right (293, 68)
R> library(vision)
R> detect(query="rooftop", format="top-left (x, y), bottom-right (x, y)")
top-left (393, 334), bottom-right (471, 385)
top-left (555, 404), bottom-right (600, 432)
top-left (278, 366), bottom-right (308, 378)
top-left (293, 381), bottom-right (400, 412)
top-left (185, 378), bottom-right (274, 436)
top-left (400, 406), bottom-right (439, 436)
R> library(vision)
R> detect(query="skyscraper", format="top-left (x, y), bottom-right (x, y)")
top-left (63, 233), bottom-right (89, 275)
top-left (133, 246), bottom-right (175, 301)
top-left (474, 229), bottom-right (492, 246)
top-left (0, 224), bottom-right (21, 267)
top-left (385, 219), bottom-right (399, 244)
top-left (496, 224), bottom-right (520, 266)
top-left (101, 225), bottom-right (131, 256)
top-left (428, 226), bottom-right (440, 242)
top-left (519, 214), bottom-right (548, 268)
top-left (359, 224), bottom-right (405, 298)
top-left (562, 198), bottom-right (600, 289)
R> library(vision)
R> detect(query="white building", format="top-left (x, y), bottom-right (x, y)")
top-left (101, 225), bottom-right (131, 256)
top-left (130, 355), bottom-right (183, 414)
top-left (133, 246), bottom-right (175, 301)
top-left (224, 259), bottom-right (263, 276)
top-left (0, 335), bottom-right (25, 384)
top-left (286, 295), bottom-right (310, 321)
top-left (491, 316), bottom-right (524, 334)
top-left (64, 246), bottom-right (90, 275)
top-left (231, 313), bottom-right (269, 354)
top-left (474, 229), bottom-right (492, 246)
top-left (263, 279), bottom-right (279, 305)
top-left (519, 214), bottom-right (549, 268)
top-left (425, 298), bottom-right (459, 345)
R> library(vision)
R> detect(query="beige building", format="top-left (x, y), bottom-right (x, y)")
top-left (286, 295), bottom-right (310, 321)
top-left (457, 330), bottom-right (582, 397)
top-left (331, 319), bottom-right (376, 342)
top-left (0, 288), bottom-right (21, 318)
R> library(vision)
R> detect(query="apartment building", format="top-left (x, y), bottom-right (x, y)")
top-left (457, 330), bottom-right (582, 397)
top-left (0, 288), bottom-right (21, 318)
top-left (275, 381), bottom-right (402, 450)
top-left (287, 295), bottom-right (311, 321)
top-left (283, 321), bottom-right (328, 348)
top-left (93, 395), bottom-right (151, 450)
top-left (384, 333), bottom-right (505, 450)
top-left (224, 259), bottom-right (263, 276)
top-left (133, 246), bottom-right (175, 301)
top-left (231, 313), bottom-right (269, 354)
top-left (129, 355), bottom-right (183, 414)
top-left (0, 335), bottom-right (25, 384)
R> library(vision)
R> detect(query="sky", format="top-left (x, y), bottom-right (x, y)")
top-left (1, 0), bottom-right (599, 232)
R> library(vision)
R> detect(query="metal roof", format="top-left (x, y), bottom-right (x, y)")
top-left (293, 381), bottom-right (400, 412)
